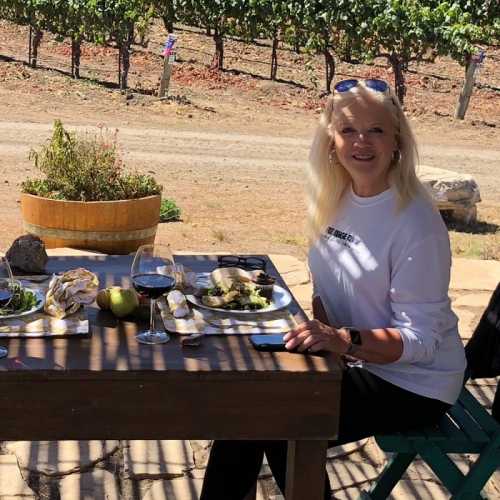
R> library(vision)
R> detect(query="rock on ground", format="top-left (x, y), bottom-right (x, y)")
top-left (418, 164), bottom-right (481, 223)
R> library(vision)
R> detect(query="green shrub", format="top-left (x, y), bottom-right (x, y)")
top-left (21, 120), bottom-right (163, 201)
top-left (159, 198), bottom-right (181, 222)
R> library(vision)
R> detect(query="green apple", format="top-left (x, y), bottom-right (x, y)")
top-left (109, 287), bottom-right (139, 318)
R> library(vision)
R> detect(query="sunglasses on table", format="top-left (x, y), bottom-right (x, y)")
top-left (217, 255), bottom-right (267, 272)
top-left (334, 78), bottom-right (389, 93)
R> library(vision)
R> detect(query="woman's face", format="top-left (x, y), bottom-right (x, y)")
top-left (332, 98), bottom-right (397, 195)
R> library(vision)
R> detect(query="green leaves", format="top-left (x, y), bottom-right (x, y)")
top-left (0, 282), bottom-right (38, 316)
top-left (159, 199), bottom-right (181, 222)
top-left (1, 0), bottom-right (496, 94)
top-left (23, 120), bottom-right (162, 202)
top-left (1, 0), bottom-right (153, 46)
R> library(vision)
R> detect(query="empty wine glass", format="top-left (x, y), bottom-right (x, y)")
top-left (0, 256), bottom-right (14, 359)
top-left (131, 244), bottom-right (176, 345)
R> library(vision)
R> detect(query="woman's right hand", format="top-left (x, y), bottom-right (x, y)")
top-left (283, 320), bottom-right (351, 354)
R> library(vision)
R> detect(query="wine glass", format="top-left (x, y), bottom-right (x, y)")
top-left (0, 256), bottom-right (14, 359)
top-left (131, 244), bottom-right (176, 345)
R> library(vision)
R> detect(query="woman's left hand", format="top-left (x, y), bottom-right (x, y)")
top-left (283, 320), bottom-right (349, 353)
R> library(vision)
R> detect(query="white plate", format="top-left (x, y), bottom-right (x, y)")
top-left (0, 288), bottom-right (45, 320)
top-left (186, 284), bottom-right (292, 315)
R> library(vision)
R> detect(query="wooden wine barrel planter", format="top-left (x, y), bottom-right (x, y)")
top-left (20, 194), bottom-right (161, 254)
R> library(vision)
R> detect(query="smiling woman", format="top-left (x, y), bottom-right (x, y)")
top-left (199, 80), bottom-right (467, 500)
top-left (332, 99), bottom-right (397, 196)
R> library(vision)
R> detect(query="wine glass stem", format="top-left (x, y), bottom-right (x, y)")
top-left (149, 298), bottom-right (156, 335)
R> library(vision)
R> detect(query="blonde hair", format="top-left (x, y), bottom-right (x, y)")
top-left (307, 83), bottom-right (427, 243)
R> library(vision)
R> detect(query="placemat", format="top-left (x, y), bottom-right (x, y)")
top-left (0, 280), bottom-right (89, 338)
top-left (158, 298), bottom-right (297, 335)
top-left (0, 307), bottom-right (89, 338)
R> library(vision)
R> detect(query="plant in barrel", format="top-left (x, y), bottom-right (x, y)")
top-left (131, 244), bottom-right (176, 344)
top-left (20, 120), bottom-right (166, 255)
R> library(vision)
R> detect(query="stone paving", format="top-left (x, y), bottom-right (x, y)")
top-left (0, 252), bottom-right (499, 499)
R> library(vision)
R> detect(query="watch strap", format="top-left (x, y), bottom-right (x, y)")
top-left (344, 327), bottom-right (362, 356)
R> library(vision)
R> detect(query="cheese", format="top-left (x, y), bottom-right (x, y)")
top-left (166, 290), bottom-right (189, 318)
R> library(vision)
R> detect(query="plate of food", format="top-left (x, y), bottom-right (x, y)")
top-left (186, 267), bottom-right (292, 314)
top-left (0, 283), bottom-right (45, 320)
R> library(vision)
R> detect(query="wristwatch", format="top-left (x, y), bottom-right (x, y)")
top-left (343, 327), bottom-right (362, 356)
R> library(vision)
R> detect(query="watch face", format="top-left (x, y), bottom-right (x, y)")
top-left (349, 328), bottom-right (362, 345)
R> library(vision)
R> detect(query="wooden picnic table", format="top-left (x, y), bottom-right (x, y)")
top-left (0, 254), bottom-right (342, 500)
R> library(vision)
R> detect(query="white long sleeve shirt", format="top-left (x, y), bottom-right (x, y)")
top-left (309, 186), bottom-right (466, 405)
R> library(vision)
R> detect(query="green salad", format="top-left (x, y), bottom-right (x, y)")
top-left (0, 282), bottom-right (39, 316)
top-left (202, 282), bottom-right (269, 311)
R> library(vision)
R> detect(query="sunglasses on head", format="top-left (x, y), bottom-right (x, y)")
top-left (217, 255), bottom-right (267, 272)
top-left (334, 78), bottom-right (389, 93)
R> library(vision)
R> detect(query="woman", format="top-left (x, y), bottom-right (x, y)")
top-left (200, 79), bottom-right (466, 499)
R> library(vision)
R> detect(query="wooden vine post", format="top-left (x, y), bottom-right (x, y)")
top-left (159, 34), bottom-right (176, 98)
top-left (455, 50), bottom-right (485, 120)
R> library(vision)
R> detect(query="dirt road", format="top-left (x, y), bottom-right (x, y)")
top-left (1, 119), bottom-right (499, 194)
top-left (1, 120), bottom-right (498, 258)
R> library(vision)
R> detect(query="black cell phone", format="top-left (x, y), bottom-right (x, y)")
top-left (250, 334), bottom-right (327, 356)
top-left (250, 334), bottom-right (289, 352)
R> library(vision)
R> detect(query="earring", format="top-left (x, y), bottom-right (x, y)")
top-left (392, 150), bottom-right (401, 164)
top-left (329, 147), bottom-right (336, 167)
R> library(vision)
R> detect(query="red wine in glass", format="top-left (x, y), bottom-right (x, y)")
top-left (131, 244), bottom-right (176, 345)
top-left (132, 274), bottom-right (175, 299)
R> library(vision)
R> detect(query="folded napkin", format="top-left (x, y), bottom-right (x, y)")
top-left (45, 268), bottom-right (98, 319)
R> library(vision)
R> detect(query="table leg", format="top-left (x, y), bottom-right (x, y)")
top-left (285, 440), bottom-right (328, 500)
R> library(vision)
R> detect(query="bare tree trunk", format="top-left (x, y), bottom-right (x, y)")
top-left (28, 25), bottom-right (32, 66)
top-left (162, 15), bottom-right (174, 34)
top-left (162, 1), bottom-right (175, 34)
top-left (343, 39), bottom-right (352, 63)
top-left (120, 43), bottom-right (129, 90)
top-left (389, 53), bottom-right (406, 105)
top-left (118, 47), bottom-right (121, 89)
top-left (293, 29), bottom-right (301, 54)
top-left (324, 47), bottom-right (335, 93)
top-left (71, 38), bottom-right (81, 79)
top-left (270, 33), bottom-right (278, 81)
top-left (211, 28), bottom-right (224, 71)
top-left (30, 26), bottom-right (43, 68)
top-left (119, 24), bottom-right (134, 90)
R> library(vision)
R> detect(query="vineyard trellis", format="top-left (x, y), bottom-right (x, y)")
top-left (0, 0), bottom-right (498, 110)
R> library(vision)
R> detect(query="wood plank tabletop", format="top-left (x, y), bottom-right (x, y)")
top-left (0, 254), bottom-right (342, 444)
top-left (0, 254), bottom-right (342, 377)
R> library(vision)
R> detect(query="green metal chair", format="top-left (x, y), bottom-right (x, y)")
top-left (363, 283), bottom-right (500, 499)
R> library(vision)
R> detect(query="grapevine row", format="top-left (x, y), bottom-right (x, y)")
top-left (0, 1), bottom-right (498, 103)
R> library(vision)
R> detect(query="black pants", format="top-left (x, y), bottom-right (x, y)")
top-left (200, 366), bottom-right (450, 500)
